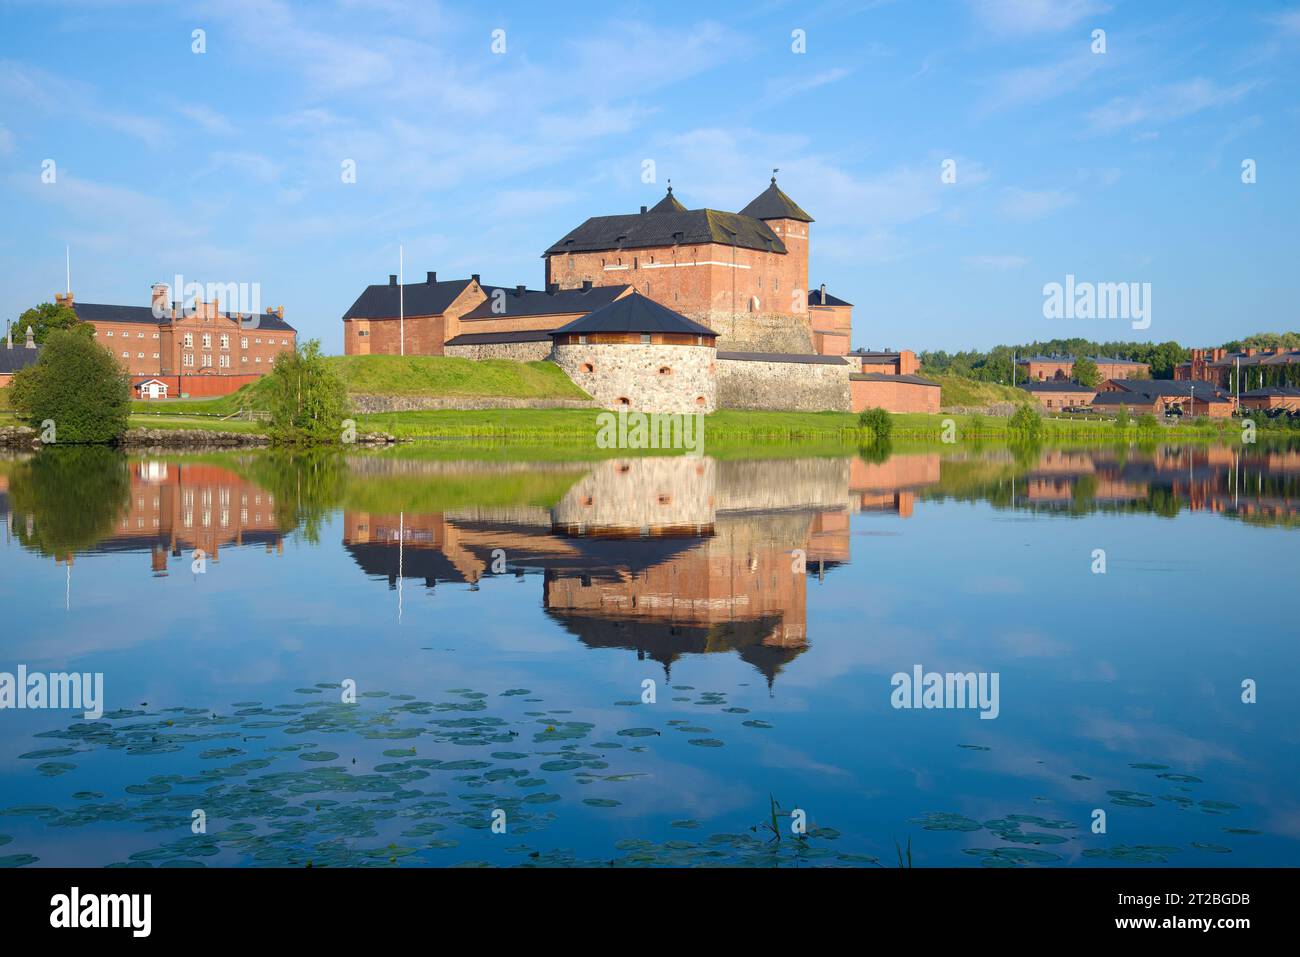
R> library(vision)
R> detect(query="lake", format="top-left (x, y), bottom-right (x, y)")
top-left (1, 441), bottom-right (1297, 868)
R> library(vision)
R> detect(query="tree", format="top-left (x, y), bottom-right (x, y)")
top-left (265, 339), bottom-right (350, 445)
top-left (13, 301), bottom-right (82, 345)
top-left (857, 406), bottom-right (893, 441)
top-left (1073, 356), bottom-right (1100, 388)
top-left (9, 329), bottom-right (131, 443)
top-left (1009, 403), bottom-right (1044, 440)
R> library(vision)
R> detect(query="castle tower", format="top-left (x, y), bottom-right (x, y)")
top-left (738, 173), bottom-right (813, 315)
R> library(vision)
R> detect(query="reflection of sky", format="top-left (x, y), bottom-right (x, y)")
top-left (1, 472), bottom-right (1298, 867)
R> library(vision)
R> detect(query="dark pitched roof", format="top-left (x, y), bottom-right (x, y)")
top-left (1020, 381), bottom-right (1097, 392)
top-left (808, 287), bottom-right (851, 307)
top-left (738, 178), bottom-right (813, 223)
top-left (1113, 379), bottom-right (1228, 399)
top-left (1091, 392), bottom-right (1157, 405)
top-left (544, 208), bottom-right (786, 256)
top-left (444, 330), bottom-right (553, 346)
top-left (717, 351), bottom-right (848, 365)
top-left (1242, 386), bottom-right (1300, 397)
top-left (850, 349), bottom-right (905, 360)
top-left (1088, 355), bottom-right (1147, 365)
top-left (852, 372), bottom-right (938, 386)
top-left (648, 187), bottom-right (686, 214)
top-left (0, 344), bottom-right (41, 374)
top-left (549, 292), bottom-right (717, 338)
top-left (461, 284), bottom-right (629, 320)
top-left (341, 278), bottom-right (475, 321)
top-left (72, 301), bottom-right (296, 332)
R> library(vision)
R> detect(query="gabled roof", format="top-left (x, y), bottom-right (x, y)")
top-left (739, 178), bottom-right (813, 223)
top-left (648, 187), bottom-right (686, 214)
top-left (1113, 379), bottom-right (1229, 399)
top-left (341, 278), bottom-right (475, 321)
top-left (461, 284), bottom-right (629, 320)
top-left (1020, 381), bottom-right (1096, 392)
top-left (0, 345), bottom-right (41, 374)
top-left (549, 292), bottom-right (717, 338)
top-left (808, 287), bottom-right (851, 307)
top-left (1242, 386), bottom-right (1300, 397)
top-left (545, 208), bottom-right (786, 256)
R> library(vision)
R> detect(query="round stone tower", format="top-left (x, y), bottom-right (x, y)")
top-left (550, 292), bottom-right (718, 413)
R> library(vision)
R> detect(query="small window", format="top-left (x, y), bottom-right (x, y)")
top-left (658, 366), bottom-right (672, 375)
top-left (616, 397), bottom-right (631, 406)
top-left (695, 396), bottom-right (706, 407)
top-left (640, 334), bottom-right (651, 344)
top-left (581, 362), bottom-right (594, 373)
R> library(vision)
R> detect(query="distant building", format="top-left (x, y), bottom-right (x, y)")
top-left (0, 324), bottom-right (40, 387)
top-left (1240, 386), bottom-right (1300, 411)
top-left (1176, 347), bottom-right (1300, 389)
top-left (1017, 354), bottom-right (1149, 382)
top-left (1020, 380), bottom-right (1097, 411)
top-left (53, 285), bottom-right (296, 398)
top-left (1097, 378), bottom-right (1235, 417)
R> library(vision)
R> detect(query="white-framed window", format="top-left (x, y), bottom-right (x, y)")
top-left (201, 353), bottom-right (213, 367)
top-left (241, 356), bottom-right (248, 363)
top-left (121, 351), bottom-right (129, 358)
top-left (106, 330), bottom-right (114, 337)
top-left (255, 337), bottom-right (262, 344)
top-left (241, 337), bottom-right (249, 349)
top-left (183, 353), bottom-right (194, 367)
top-left (202, 334), bottom-right (211, 349)
top-left (255, 356), bottom-right (262, 363)
top-left (183, 333), bottom-right (193, 348)
top-left (220, 335), bottom-right (229, 350)
top-left (152, 353), bottom-right (159, 359)
top-left (219, 354), bottom-right (230, 368)
top-left (153, 332), bottom-right (160, 339)
top-left (137, 352), bottom-right (145, 359)
top-left (137, 332), bottom-right (145, 338)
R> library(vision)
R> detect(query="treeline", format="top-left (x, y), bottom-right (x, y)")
top-left (920, 332), bottom-right (1300, 383)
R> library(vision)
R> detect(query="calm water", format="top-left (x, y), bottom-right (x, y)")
top-left (1, 442), bottom-right (1297, 868)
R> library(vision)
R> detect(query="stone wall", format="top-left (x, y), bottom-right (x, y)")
top-left (553, 342), bottom-right (715, 413)
top-left (443, 340), bottom-right (554, 362)
top-left (715, 355), bottom-right (850, 412)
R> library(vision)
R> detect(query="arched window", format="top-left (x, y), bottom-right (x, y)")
top-left (581, 362), bottom-right (594, 373)
top-left (695, 396), bottom-right (706, 407)
top-left (616, 396), bottom-right (631, 406)
top-left (658, 366), bottom-right (672, 375)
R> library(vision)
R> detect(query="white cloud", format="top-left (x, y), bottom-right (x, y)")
top-left (1086, 78), bottom-right (1255, 133)
top-left (999, 186), bottom-right (1076, 221)
top-left (969, 0), bottom-right (1110, 37)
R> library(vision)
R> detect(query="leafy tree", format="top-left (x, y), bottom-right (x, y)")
top-left (12, 301), bottom-right (83, 345)
top-left (1072, 356), bottom-right (1100, 388)
top-left (8, 330), bottom-right (131, 443)
top-left (265, 339), bottom-right (350, 445)
top-left (1009, 403), bottom-right (1043, 440)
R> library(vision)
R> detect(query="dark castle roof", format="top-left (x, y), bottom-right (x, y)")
top-left (461, 284), bottom-right (628, 320)
top-left (73, 301), bottom-right (296, 332)
top-left (808, 287), bottom-right (851, 307)
top-left (648, 187), bottom-right (687, 214)
top-left (1019, 381), bottom-right (1097, 393)
top-left (545, 208), bottom-right (786, 256)
top-left (341, 278), bottom-right (476, 321)
top-left (550, 292), bottom-right (718, 338)
top-left (739, 178), bottom-right (814, 223)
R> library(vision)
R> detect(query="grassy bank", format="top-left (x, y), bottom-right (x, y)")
top-left (925, 372), bottom-right (1028, 408)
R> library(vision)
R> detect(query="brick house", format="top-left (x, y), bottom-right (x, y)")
top-left (1017, 354), bottom-right (1149, 382)
top-left (1096, 378), bottom-right (1235, 416)
top-left (1240, 386), bottom-right (1300, 411)
top-left (1176, 347), bottom-right (1300, 390)
top-left (1020, 380), bottom-right (1097, 411)
top-left (53, 285), bottom-right (296, 398)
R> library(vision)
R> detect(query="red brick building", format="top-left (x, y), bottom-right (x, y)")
top-left (0, 325), bottom-right (40, 387)
top-left (1176, 347), bottom-right (1300, 390)
top-left (1017, 354), bottom-right (1149, 382)
top-left (54, 284), bottom-right (297, 398)
top-left (1020, 380), bottom-right (1097, 411)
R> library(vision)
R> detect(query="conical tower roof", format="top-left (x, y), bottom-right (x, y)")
top-left (739, 176), bottom-right (813, 223)
top-left (649, 185), bottom-right (687, 214)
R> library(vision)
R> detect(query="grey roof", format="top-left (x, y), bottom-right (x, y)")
top-left (648, 188), bottom-right (687, 214)
top-left (1088, 355), bottom-right (1148, 365)
top-left (341, 278), bottom-right (475, 321)
top-left (444, 330), bottom-right (553, 346)
top-left (1242, 386), bottom-right (1300, 397)
top-left (545, 208), bottom-right (786, 256)
top-left (550, 293), bottom-right (717, 338)
top-left (1206, 350), bottom-right (1300, 367)
top-left (461, 284), bottom-right (628, 320)
top-left (1091, 392), bottom-right (1158, 405)
top-left (1020, 381), bottom-right (1097, 392)
top-left (73, 301), bottom-right (296, 332)
top-left (0, 344), bottom-right (41, 374)
top-left (1113, 379), bottom-right (1229, 399)
top-left (718, 351), bottom-right (848, 365)
top-left (851, 372), bottom-right (938, 386)
top-left (739, 178), bottom-right (814, 223)
top-left (850, 349), bottom-right (906, 360)
top-left (808, 287), bottom-right (852, 307)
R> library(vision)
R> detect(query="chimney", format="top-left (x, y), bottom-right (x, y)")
top-left (4, 322), bottom-right (11, 349)
top-left (546, 283), bottom-right (558, 295)
top-left (640, 205), bottom-right (648, 214)
top-left (388, 274), bottom-right (397, 286)
top-left (819, 283), bottom-right (826, 302)
top-left (25, 325), bottom-right (36, 349)
top-left (151, 282), bottom-right (170, 312)
top-left (426, 271), bottom-right (437, 284)
top-left (515, 284), bottom-right (526, 297)
top-left (582, 280), bottom-right (593, 291)
top-left (1246, 347), bottom-right (1257, 357)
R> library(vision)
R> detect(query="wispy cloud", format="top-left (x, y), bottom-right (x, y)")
top-left (968, 0), bottom-right (1110, 37)
top-left (1086, 78), bottom-right (1256, 134)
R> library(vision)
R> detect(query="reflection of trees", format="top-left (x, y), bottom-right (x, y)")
top-left (8, 447), bottom-right (130, 558)
top-left (239, 451), bottom-right (349, 544)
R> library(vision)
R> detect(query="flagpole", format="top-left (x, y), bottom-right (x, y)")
top-left (399, 244), bottom-right (405, 357)
top-left (65, 245), bottom-right (70, 296)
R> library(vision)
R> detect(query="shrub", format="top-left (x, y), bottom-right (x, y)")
top-left (857, 407), bottom-right (893, 441)
top-left (9, 330), bottom-right (131, 443)
top-left (1136, 412), bottom-right (1160, 433)
top-left (265, 340), bottom-right (350, 445)
top-left (1114, 406), bottom-right (1131, 432)
top-left (1009, 403), bottom-right (1043, 440)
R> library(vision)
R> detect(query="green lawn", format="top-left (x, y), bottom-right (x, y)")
top-left (329, 354), bottom-right (590, 399)
top-left (923, 372), bottom-right (1029, 408)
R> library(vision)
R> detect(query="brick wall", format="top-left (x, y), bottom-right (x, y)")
top-left (443, 341), bottom-right (554, 362)
top-left (849, 376), bottom-right (940, 414)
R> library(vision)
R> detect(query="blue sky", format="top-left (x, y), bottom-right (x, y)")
top-left (1, 0), bottom-right (1296, 354)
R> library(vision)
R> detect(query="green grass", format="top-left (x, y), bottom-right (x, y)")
top-left (329, 354), bottom-right (590, 399)
top-left (923, 372), bottom-right (1028, 408)
top-left (126, 414), bottom-right (265, 433)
